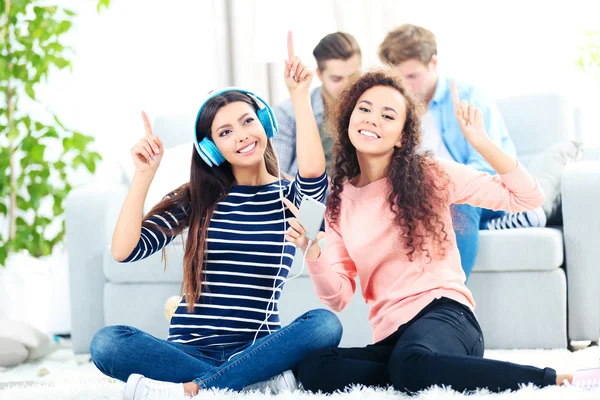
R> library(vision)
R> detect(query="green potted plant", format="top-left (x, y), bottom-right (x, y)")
top-left (0, 0), bottom-right (106, 328)
top-left (1, 0), bottom-right (103, 265)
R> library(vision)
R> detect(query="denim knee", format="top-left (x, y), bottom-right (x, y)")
top-left (306, 309), bottom-right (343, 348)
top-left (90, 325), bottom-right (131, 368)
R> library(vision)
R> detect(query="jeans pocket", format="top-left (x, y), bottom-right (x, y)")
top-left (470, 334), bottom-right (485, 357)
top-left (432, 303), bottom-right (468, 328)
top-left (460, 308), bottom-right (484, 356)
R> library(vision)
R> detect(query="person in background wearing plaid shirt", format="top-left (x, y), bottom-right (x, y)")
top-left (273, 32), bottom-right (362, 178)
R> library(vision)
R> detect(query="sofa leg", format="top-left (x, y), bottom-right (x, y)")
top-left (568, 340), bottom-right (598, 352)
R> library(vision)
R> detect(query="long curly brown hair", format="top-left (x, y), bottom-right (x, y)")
top-left (328, 70), bottom-right (452, 262)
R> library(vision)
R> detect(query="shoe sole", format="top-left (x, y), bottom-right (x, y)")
top-left (281, 370), bottom-right (298, 392)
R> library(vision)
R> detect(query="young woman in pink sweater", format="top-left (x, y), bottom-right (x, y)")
top-left (284, 71), bottom-right (599, 393)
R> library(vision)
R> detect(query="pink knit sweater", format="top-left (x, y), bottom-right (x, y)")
top-left (306, 159), bottom-right (545, 343)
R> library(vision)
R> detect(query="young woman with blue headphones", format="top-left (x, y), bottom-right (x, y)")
top-left (89, 32), bottom-right (342, 400)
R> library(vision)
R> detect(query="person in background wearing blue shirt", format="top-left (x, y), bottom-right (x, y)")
top-left (378, 24), bottom-right (546, 279)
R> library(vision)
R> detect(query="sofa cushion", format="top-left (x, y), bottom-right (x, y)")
top-left (495, 93), bottom-right (572, 166)
top-left (0, 337), bottom-right (29, 367)
top-left (0, 319), bottom-right (57, 361)
top-left (279, 277), bottom-right (372, 348)
top-left (473, 227), bottom-right (563, 272)
top-left (143, 141), bottom-right (194, 214)
top-left (104, 237), bottom-right (185, 283)
top-left (104, 282), bottom-right (182, 340)
top-left (467, 268), bottom-right (567, 348)
top-left (118, 141), bottom-right (194, 215)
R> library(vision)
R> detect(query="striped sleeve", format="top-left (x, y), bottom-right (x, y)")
top-left (287, 171), bottom-right (328, 208)
top-left (121, 204), bottom-right (189, 263)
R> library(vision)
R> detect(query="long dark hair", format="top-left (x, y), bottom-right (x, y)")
top-left (328, 70), bottom-right (452, 262)
top-left (143, 91), bottom-right (280, 311)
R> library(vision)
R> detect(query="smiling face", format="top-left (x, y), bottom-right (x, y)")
top-left (209, 101), bottom-right (267, 168)
top-left (348, 85), bottom-right (407, 158)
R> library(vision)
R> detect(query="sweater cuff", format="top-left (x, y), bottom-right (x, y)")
top-left (305, 252), bottom-right (330, 275)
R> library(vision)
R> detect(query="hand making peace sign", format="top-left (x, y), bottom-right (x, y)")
top-left (451, 81), bottom-right (488, 147)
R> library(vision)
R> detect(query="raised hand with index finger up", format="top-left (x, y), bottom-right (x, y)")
top-left (284, 31), bottom-right (314, 97)
top-left (130, 111), bottom-right (164, 175)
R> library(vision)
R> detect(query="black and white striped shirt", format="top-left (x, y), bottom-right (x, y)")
top-left (122, 173), bottom-right (327, 346)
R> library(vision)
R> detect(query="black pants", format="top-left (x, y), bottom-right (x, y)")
top-left (298, 298), bottom-right (557, 394)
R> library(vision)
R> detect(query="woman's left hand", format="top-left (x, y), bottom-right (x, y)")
top-left (284, 31), bottom-right (314, 97)
top-left (282, 198), bottom-right (324, 256)
top-left (451, 81), bottom-right (489, 148)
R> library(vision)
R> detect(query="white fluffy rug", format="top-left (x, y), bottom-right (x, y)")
top-left (3, 382), bottom-right (600, 400)
top-left (2, 347), bottom-right (599, 399)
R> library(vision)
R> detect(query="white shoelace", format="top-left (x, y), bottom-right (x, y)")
top-left (575, 378), bottom-right (599, 390)
top-left (564, 372), bottom-right (600, 391)
top-left (142, 379), bottom-right (182, 400)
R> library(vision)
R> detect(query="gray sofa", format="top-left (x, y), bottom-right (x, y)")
top-left (66, 93), bottom-right (600, 355)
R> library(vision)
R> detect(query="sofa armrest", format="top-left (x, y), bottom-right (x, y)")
top-left (561, 160), bottom-right (600, 342)
top-left (65, 181), bottom-right (128, 354)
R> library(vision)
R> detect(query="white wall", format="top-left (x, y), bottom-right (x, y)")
top-left (30, 0), bottom-right (600, 181)
top-left (334, 0), bottom-right (597, 95)
top-left (248, 0), bottom-right (600, 145)
top-left (35, 0), bottom-right (227, 181)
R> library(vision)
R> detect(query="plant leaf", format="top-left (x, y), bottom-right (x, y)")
top-left (31, 143), bottom-right (46, 163)
top-left (0, 246), bottom-right (7, 267)
top-left (25, 83), bottom-right (36, 99)
top-left (17, 196), bottom-right (29, 210)
top-left (97, 0), bottom-right (111, 14)
top-left (7, 126), bottom-right (19, 141)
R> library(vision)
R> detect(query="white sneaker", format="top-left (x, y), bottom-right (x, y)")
top-left (569, 366), bottom-right (600, 390)
top-left (269, 370), bottom-right (298, 393)
top-left (123, 373), bottom-right (186, 400)
top-left (243, 370), bottom-right (298, 394)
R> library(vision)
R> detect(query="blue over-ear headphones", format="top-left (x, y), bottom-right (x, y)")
top-left (193, 87), bottom-right (279, 167)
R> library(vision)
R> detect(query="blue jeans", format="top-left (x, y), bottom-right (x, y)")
top-left (298, 298), bottom-right (556, 393)
top-left (451, 204), bottom-right (506, 279)
top-left (90, 309), bottom-right (342, 390)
